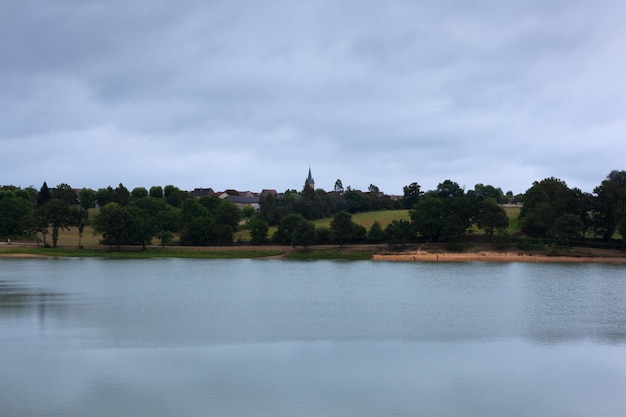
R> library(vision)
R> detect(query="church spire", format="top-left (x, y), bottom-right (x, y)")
top-left (305, 166), bottom-right (315, 189)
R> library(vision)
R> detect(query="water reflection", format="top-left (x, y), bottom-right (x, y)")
top-left (1, 259), bottom-right (626, 416)
top-left (0, 279), bottom-right (74, 315)
top-left (2, 340), bottom-right (626, 417)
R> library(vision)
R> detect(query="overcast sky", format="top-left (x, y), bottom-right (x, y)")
top-left (2, 0), bottom-right (625, 195)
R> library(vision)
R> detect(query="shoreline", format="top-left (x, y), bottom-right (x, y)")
top-left (372, 250), bottom-right (626, 264)
top-left (1, 242), bottom-right (626, 263)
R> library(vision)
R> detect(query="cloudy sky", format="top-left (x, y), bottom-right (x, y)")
top-left (3, 0), bottom-right (625, 195)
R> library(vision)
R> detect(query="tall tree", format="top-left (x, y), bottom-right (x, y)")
top-left (131, 187), bottom-right (149, 201)
top-left (292, 220), bottom-right (316, 250)
top-left (42, 198), bottom-right (71, 248)
top-left (113, 183), bottom-right (131, 206)
top-left (96, 187), bottom-right (114, 207)
top-left (330, 210), bottom-right (354, 246)
top-left (519, 177), bottom-right (584, 239)
top-left (79, 188), bottom-right (97, 211)
top-left (469, 183), bottom-right (506, 203)
top-left (164, 185), bottom-right (186, 207)
top-left (410, 197), bottom-right (444, 242)
top-left (367, 220), bottom-right (384, 244)
top-left (402, 182), bottom-right (422, 208)
top-left (180, 216), bottom-right (217, 246)
top-left (92, 202), bottom-right (127, 250)
top-left (273, 213), bottom-right (308, 244)
top-left (334, 179), bottom-right (344, 193)
top-left (214, 200), bottom-right (242, 232)
top-left (70, 206), bottom-right (89, 248)
top-left (384, 219), bottom-right (413, 247)
top-left (37, 182), bottom-right (51, 207)
top-left (53, 183), bottom-right (78, 205)
top-left (593, 170), bottom-right (626, 241)
top-left (124, 205), bottom-right (153, 249)
top-left (249, 215), bottom-right (269, 245)
top-left (0, 195), bottom-right (34, 237)
top-left (476, 199), bottom-right (509, 240)
top-left (149, 185), bottom-right (164, 199)
top-left (434, 180), bottom-right (464, 199)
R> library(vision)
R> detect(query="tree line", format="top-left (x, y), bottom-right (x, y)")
top-left (0, 170), bottom-right (625, 249)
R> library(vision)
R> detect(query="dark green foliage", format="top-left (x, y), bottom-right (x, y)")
top-left (131, 187), bottom-right (149, 201)
top-left (96, 187), bottom-right (114, 207)
top-left (352, 223), bottom-right (367, 243)
top-left (476, 199), bottom-right (509, 240)
top-left (177, 198), bottom-right (237, 246)
top-left (0, 195), bottom-right (34, 236)
top-left (242, 205), bottom-right (255, 219)
top-left (520, 177), bottom-right (588, 240)
top-left (53, 183), bottom-right (78, 205)
top-left (179, 199), bottom-right (209, 228)
top-left (273, 213), bottom-right (308, 244)
top-left (214, 200), bottom-right (242, 231)
top-left (344, 189), bottom-right (370, 213)
top-left (259, 192), bottom-right (282, 225)
top-left (384, 219), bottom-right (413, 246)
top-left (157, 230), bottom-right (173, 248)
top-left (91, 202), bottom-right (128, 250)
top-left (259, 185), bottom-right (396, 225)
top-left (434, 180), bottom-right (464, 199)
top-left (249, 215), bottom-right (269, 245)
top-left (113, 183), bottom-right (131, 206)
top-left (367, 221), bottom-right (384, 243)
top-left (180, 216), bottom-right (217, 245)
top-left (410, 197), bottom-right (444, 241)
top-left (402, 182), bottom-right (422, 208)
top-left (330, 211), bottom-right (354, 246)
top-left (198, 196), bottom-right (221, 211)
top-left (334, 179), bottom-right (344, 193)
top-left (292, 220), bottom-right (316, 249)
top-left (593, 170), bottom-right (626, 241)
top-left (37, 182), bottom-right (51, 207)
top-left (42, 198), bottom-right (71, 248)
top-left (123, 205), bottom-right (153, 248)
top-left (316, 226), bottom-right (332, 244)
top-left (79, 188), bottom-right (97, 210)
top-left (468, 183), bottom-right (506, 203)
top-left (164, 185), bottom-right (191, 207)
top-left (70, 206), bottom-right (89, 248)
top-left (554, 213), bottom-right (584, 245)
top-left (440, 214), bottom-right (466, 243)
top-left (149, 186), bottom-right (164, 199)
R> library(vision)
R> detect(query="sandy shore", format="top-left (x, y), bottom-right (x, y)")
top-left (373, 250), bottom-right (626, 264)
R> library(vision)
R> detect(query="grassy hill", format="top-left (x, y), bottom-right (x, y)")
top-left (311, 210), bottom-right (410, 230)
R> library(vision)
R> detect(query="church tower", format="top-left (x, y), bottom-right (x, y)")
top-left (305, 167), bottom-right (315, 189)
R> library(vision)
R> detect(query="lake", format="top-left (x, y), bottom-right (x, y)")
top-left (1, 258), bottom-right (625, 416)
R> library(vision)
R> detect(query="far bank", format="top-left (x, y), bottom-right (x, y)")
top-left (1, 241), bottom-right (626, 263)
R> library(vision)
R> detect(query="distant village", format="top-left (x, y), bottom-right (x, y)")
top-left (189, 167), bottom-right (400, 212)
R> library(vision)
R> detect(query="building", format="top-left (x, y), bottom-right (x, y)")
top-left (305, 167), bottom-right (315, 189)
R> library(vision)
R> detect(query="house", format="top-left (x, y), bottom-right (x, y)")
top-left (191, 188), bottom-right (216, 198)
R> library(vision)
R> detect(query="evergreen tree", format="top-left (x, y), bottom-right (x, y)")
top-left (37, 182), bottom-right (51, 207)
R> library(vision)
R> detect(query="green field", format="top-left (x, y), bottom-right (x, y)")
top-left (312, 210), bottom-right (410, 230)
top-left (503, 205), bottom-right (521, 233)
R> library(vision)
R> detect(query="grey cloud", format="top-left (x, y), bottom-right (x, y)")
top-left (2, 0), bottom-right (625, 194)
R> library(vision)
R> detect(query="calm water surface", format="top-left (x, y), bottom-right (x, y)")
top-left (1, 258), bottom-right (625, 416)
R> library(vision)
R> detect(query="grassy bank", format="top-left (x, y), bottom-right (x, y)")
top-left (0, 246), bottom-right (285, 259)
top-left (284, 248), bottom-right (373, 261)
top-left (0, 244), bottom-right (375, 260)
